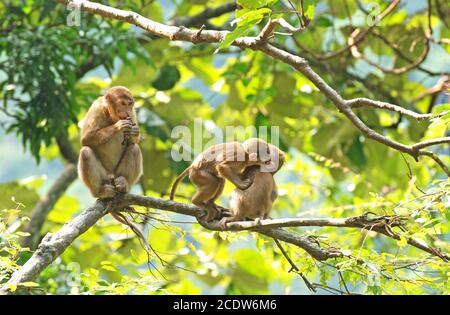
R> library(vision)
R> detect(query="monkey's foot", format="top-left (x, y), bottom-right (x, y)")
top-left (113, 176), bottom-right (129, 193)
top-left (201, 207), bottom-right (220, 222)
top-left (219, 217), bottom-right (235, 230)
top-left (215, 204), bottom-right (229, 215)
top-left (98, 184), bottom-right (117, 199)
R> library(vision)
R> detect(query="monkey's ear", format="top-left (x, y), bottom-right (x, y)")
top-left (105, 93), bottom-right (111, 103)
top-left (249, 152), bottom-right (258, 162)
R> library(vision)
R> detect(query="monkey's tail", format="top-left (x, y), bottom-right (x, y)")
top-left (169, 167), bottom-right (190, 200)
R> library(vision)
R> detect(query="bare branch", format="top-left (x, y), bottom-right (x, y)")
top-left (305, 0), bottom-right (401, 60)
top-left (3, 191), bottom-right (448, 294)
top-left (1, 194), bottom-right (345, 294)
top-left (419, 150), bottom-right (450, 177)
top-left (1, 198), bottom-right (110, 295)
top-left (347, 98), bottom-right (439, 121)
top-left (349, 0), bottom-right (436, 75)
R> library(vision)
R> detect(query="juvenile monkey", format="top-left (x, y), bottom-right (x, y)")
top-left (170, 138), bottom-right (284, 222)
top-left (219, 143), bottom-right (285, 228)
top-left (78, 86), bottom-right (143, 198)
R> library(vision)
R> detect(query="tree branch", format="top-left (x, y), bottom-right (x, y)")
top-left (3, 193), bottom-right (448, 294)
top-left (298, 0), bottom-right (401, 60)
top-left (1, 194), bottom-right (346, 294)
top-left (1, 198), bottom-right (110, 295)
top-left (53, 0), bottom-right (450, 176)
top-left (348, 0), bottom-right (438, 76)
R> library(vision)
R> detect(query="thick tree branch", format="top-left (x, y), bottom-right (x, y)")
top-left (3, 193), bottom-right (448, 294)
top-left (53, 0), bottom-right (450, 177)
top-left (1, 198), bottom-right (110, 295)
top-left (1, 194), bottom-right (346, 294)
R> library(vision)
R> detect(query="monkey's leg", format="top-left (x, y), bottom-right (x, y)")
top-left (190, 170), bottom-right (221, 221)
top-left (115, 143), bottom-right (143, 192)
top-left (78, 147), bottom-right (116, 198)
top-left (208, 178), bottom-right (228, 215)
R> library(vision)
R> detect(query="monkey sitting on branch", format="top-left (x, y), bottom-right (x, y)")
top-left (219, 145), bottom-right (285, 228)
top-left (78, 86), bottom-right (143, 198)
top-left (170, 138), bottom-right (285, 222)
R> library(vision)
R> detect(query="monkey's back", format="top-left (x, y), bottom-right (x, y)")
top-left (229, 172), bottom-right (276, 220)
top-left (191, 142), bottom-right (248, 173)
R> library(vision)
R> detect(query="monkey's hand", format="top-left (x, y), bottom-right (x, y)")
top-left (236, 177), bottom-right (253, 190)
top-left (114, 119), bottom-right (133, 133)
top-left (218, 217), bottom-right (231, 230)
top-left (124, 125), bottom-right (140, 143)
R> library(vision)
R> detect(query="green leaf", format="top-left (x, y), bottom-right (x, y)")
top-left (237, 0), bottom-right (266, 9)
top-left (151, 65), bottom-right (181, 91)
top-left (304, 4), bottom-right (315, 19)
top-left (20, 281), bottom-right (39, 287)
top-left (345, 136), bottom-right (368, 168)
top-left (234, 249), bottom-right (270, 279)
top-left (217, 24), bottom-right (253, 51)
top-left (315, 16), bottom-right (333, 27)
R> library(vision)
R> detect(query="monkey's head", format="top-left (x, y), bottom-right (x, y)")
top-left (104, 86), bottom-right (135, 122)
top-left (243, 138), bottom-right (285, 174)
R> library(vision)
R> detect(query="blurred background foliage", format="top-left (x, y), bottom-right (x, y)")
top-left (0, 0), bottom-right (449, 294)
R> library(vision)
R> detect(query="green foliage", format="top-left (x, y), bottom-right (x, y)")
top-left (0, 204), bottom-right (32, 293)
top-left (0, 0), bottom-right (150, 161)
top-left (0, 0), bottom-right (449, 295)
top-left (218, 1), bottom-right (275, 51)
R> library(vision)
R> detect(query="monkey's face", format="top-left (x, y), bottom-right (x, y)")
top-left (243, 138), bottom-right (285, 173)
top-left (105, 86), bottom-right (135, 122)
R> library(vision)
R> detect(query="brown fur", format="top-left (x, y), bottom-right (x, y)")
top-left (219, 165), bottom-right (278, 228)
top-left (78, 86), bottom-right (143, 198)
top-left (170, 138), bottom-right (284, 222)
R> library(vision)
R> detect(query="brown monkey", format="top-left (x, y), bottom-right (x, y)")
top-left (78, 86), bottom-right (143, 198)
top-left (219, 165), bottom-right (278, 228)
top-left (242, 138), bottom-right (285, 174)
top-left (170, 138), bottom-right (284, 222)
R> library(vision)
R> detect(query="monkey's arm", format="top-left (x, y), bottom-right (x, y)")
top-left (81, 124), bottom-right (120, 147)
top-left (239, 165), bottom-right (261, 183)
top-left (217, 163), bottom-right (254, 190)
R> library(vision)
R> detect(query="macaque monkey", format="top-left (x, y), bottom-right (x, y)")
top-left (170, 138), bottom-right (285, 222)
top-left (219, 164), bottom-right (278, 228)
top-left (78, 86), bottom-right (143, 198)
